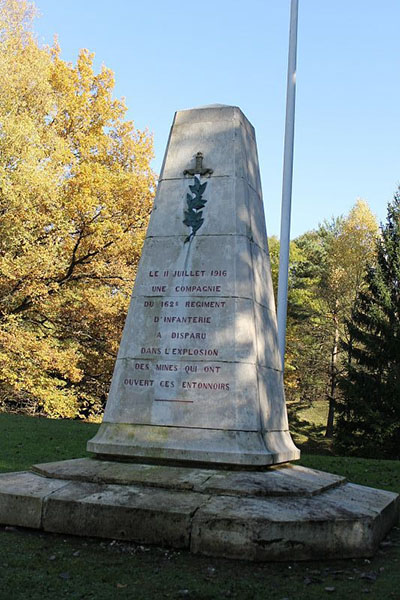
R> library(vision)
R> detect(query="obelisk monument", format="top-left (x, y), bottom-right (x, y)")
top-left (88, 104), bottom-right (300, 466)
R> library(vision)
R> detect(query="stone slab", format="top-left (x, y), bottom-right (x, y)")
top-left (103, 360), bottom-right (278, 432)
top-left (0, 463), bottom-right (398, 561)
top-left (190, 483), bottom-right (400, 561)
top-left (131, 235), bottom-right (272, 308)
top-left (33, 458), bottom-right (345, 497)
top-left (42, 480), bottom-right (207, 548)
top-left (199, 464), bottom-right (346, 497)
top-left (87, 424), bottom-right (300, 466)
top-left (160, 105), bottom-right (261, 195)
top-left (33, 458), bottom-right (213, 490)
top-left (0, 471), bottom-right (69, 528)
top-left (147, 177), bottom-right (267, 247)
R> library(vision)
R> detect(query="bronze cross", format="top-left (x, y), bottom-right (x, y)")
top-left (183, 152), bottom-right (213, 177)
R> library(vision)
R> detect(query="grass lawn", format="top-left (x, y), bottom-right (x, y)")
top-left (0, 411), bottom-right (399, 600)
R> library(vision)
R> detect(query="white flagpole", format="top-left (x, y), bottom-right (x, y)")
top-left (277, 0), bottom-right (299, 369)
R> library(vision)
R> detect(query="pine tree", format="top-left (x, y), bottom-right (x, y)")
top-left (336, 190), bottom-right (400, 458)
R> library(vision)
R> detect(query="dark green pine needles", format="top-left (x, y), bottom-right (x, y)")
top-left (336, 189), bottom-right (400, 458)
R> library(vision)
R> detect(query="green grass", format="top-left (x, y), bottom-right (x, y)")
top-left (0, 411), bottom-right (400, 600)
top-left (288, 399), bottom-right (333, 454)
top-left (0, 412), bottom-right (98, 472)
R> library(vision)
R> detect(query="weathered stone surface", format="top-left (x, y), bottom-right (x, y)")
top-left (88, 424), bottom-right (299, 466)
top-left (0, 471), bottom-right (68, 528)
top-left (146, 177), bottom-right (266, 245)
top-left (87, 104), bottom-right (298, 466)
top-left (198, 464), bottom-right (346, 497)
top-left (42, 480), bottom-right (207, 548)
top-left (117, 296), bottom-right (258, 364)
top-left (161, 105), bottom-right (261, 195)
top-left (130, 235), bottom-right (264, 303)
top-left (0, 463), bottom-right (398, 561)
top-left (33, 458), bottom-right (213, 490)
top-left (103, 360), bottom-right (268, 431)
top-left (190, 483), bottom-right (400, 561)
top-left (32, 459), bottom-right (344, 497)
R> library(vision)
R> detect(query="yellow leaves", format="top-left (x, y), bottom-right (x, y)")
top-left (0, 316), bottom-right (82, 417)
top-left (324, 200), bottom-right (378, 310)
top-left (0, 0), bottom-right (36, 40)
top-left (0, 0), bottom-right (155, 418)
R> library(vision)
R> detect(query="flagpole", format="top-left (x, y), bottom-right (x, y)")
top-left (277, 0), bottom-right (299, 369)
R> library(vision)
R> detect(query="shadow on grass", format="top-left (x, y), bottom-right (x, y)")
top-left (287, 402), bottom-right (333, 455)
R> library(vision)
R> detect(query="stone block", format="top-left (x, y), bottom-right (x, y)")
top-left (103, 358), bottom-right (261, 430)
top-left (116, 296), bottom-right (258, 364)
top-left (250, 242), bottom-right (276, 310)
top-left (0, 471), bottom-right (68, 529)
top-left (254, 306), bottom-right (282, 370)
top-left (247, 182), bottom-right (268, 248)
top-left (190, 483), bottom-right (400, 561)
top-left (33, 458), bottom-right (213, 490)
top-left (87, 424), bottom-right (282, 466)
top-left (198, 464), bottom-right (345, 497)
top-left (147, 177), bottom-right (256, 240)
top-left (131, 234), bottom-right (256, 302)
top-left (161, 105), bottom-right (256, 184)
top-left (258, 367), bottom-right (289, 430)
top-left (42, 480), bottom-right (207, 548)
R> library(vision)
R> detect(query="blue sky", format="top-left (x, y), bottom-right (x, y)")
top-left (33, 0), bottom-right (400, 238)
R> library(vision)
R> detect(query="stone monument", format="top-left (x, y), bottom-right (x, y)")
top-left (0, 105), bottom-right (398, 561)
top-left (87, 104), bottom-right (299, 467)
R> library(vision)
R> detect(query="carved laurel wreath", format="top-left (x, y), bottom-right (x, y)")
top-left (183, 176), bottom-right (208, 243)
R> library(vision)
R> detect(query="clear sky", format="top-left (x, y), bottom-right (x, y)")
top-left (33, 0), bottom-right (400, 238)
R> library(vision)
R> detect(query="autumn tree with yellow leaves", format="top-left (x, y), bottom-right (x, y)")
top-left (0, 0), bottom-right (155, 418)
top-left (317, 200), bottom-right (378, 436)
top-left (269, 200), bottom-right (378, 437)
top-left (293, 200), bottom-right (378, 436)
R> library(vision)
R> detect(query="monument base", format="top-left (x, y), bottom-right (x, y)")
top-left (87, 422), bottom-right (300, 467)
top-left (0, 458), bottom-right (398, 561)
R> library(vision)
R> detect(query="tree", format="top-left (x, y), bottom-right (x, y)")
top-left (269, 236), bottom-right (327, 405)
top-left (336, 191), bottom-right (400, 458)
top-left (0, 0), bottom-right (155, 417)
top-left (293, 202), bottom-right (378, 436)
top-left (318, 201), bottom-right (378, 436)
top-left (271, 202), bottom-right (378, 435)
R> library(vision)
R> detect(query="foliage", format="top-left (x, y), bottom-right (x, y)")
top-left (269, 235), bottom-right (327, 404)
top-left (0, 0), bottom-right (155, 418)
top-left (269, 200), bottom-right (378, 437)
top-left (336, 191), bottom-right (400, 458)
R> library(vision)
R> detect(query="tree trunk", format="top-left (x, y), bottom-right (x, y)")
top-left (325, 313), bottom-right (339, 438)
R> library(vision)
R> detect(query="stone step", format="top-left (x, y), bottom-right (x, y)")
top-left (32, 458), bottom-right (346, 497)
top-left (0, 464), bottom-right (398, 561)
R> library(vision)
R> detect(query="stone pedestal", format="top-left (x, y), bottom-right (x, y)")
top-left (0, 458), bottom-right (397, 561)
top-left (87, 105), bottom-right (299, 466)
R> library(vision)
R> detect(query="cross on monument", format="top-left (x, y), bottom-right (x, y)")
top-left (183, 151), bottom-right (213, 177)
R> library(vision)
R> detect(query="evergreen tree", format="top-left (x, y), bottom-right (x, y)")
top-left (336, 190), bottom-right (400, 458)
